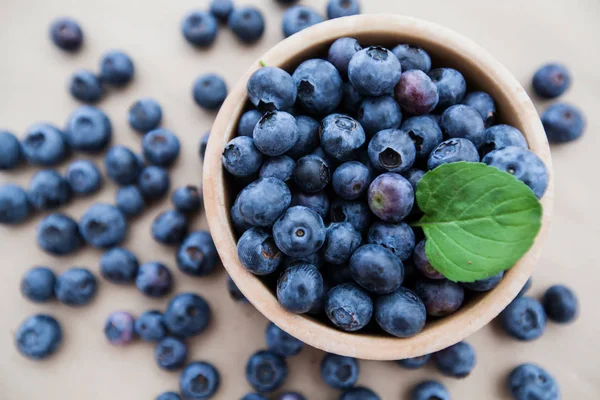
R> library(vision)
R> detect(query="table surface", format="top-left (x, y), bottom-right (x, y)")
top-left (1, 0), bottom-right (599, 399)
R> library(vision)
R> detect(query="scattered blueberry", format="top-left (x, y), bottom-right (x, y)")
top-left (348, 46), bottom-right (401, 97)
top-left (532, 63), bottom-right (571, 99)
top-left (0, 184), bottom-right (30, 224)
top-left (329, 199), bottom-right (371, 233)
top-left (36, 213), bottom-right (82, 255)
top-left (0, 130), bottom-right (22, 169)
top-left (358, 95), bottom-right (402, 136)
top-left (49, 17), bottom-right (83, 51)
top-left (157, 392), bottom-right (182, 400)
top-left (143, 129), bottom-right (181, 167)
top-left (233, 178), bottom-right (291, 227)
top-left (238, 110), bottom-right (263, 137)
top-left (462, 91), bottom-right (496, 127)
top-left (222, 136), bottom-right (264, 178)
top-left (172, 185), bottom-right (202, 214)
top-left (375, 287), bottom-right (426, 337)
top-left (100, 247), bottom-right (139, 284)
top-left (428, 68), bottom-right (466, 110)
top-left (65, 105), bottom-right (112, 153)
top-left (242, 394), bottom-right (267, 400)
top-left (411, 380), bottom-right (450, 400)
top-left (328, 37), bottom-right (362, 79)
top-left (20, 267), bottom-right (56, 303)
top-left (427, 138), bottom-right (479, 170)
top-left (227, 276), bottom-right (249, 303)
top-left (394, 70), bottom-right (439, 115)
top-left (209, 0), bottom-right (234, 22)
top-left (326, 283), bottom-right (372, 331)
top-left (21, 123), bottom-right (68, 166)
top-left (129, 98), bottom-right (162, 133)
top-left (179, 361), bottom-right (220, 399)
top-left (350, 244), bottom-right (403, 294)
top-left (116, 185), bottom-right (146, 217)
top-left (238, 228), bottom-right (282, 276)
top-left (138, 166), bottom-right (171, 200)
top-left (321, 353), bottom-right (359, 390)
top-left (253, 111), bottom-right (298, 156)
top-left (277, 392), bottom-right (306, 400)
top-left (368, 129), bottom-right (416, 173)
top-left (327, 0), bottom-right (360, 19)
top-left (135, 310), bottom-right (168, 342)
top-left (321, 114), bottom-right (365, 162)
top-left (99, 50), bottom-right (134, 86)
top-left (259, 156), bottom-right (295, 182)
top-left (391, 44), bottom-right (431, 73)
top-left (199, 131), bottom-right (210, 161)
top-left (501, 296), bottom-right (546, 341)
top-left (164, 292), bottom-right (211, 338)
top-left (27, 169), bottom-right (71, 211)
top-left (265, 322), bottom-right (304, 357)
top-left (55, 267), bottom-right (98, 306)
top-left (541, 102), bottom-right (586, 143)
top-left (69, 69), bottom-right (104, 103)
top-left (136, 262), bottom-right (174, 298)
top-left (104, 311), bottom-right (136, 346)
top-left (246, 350), bottom-right (288, 393)
top-left (367, 222), bottom-right (415, 262)
top-left (396, 354), bottom-right (431, 369)
top-left (228, 7), bottom-right (265, 43)
top-left (542, 284), bottom-right (578, 324)
top-left (193, 74), bottom-right (228, 111)
top-left (104, 145), bottom-right (143, 185)
top-left (415, 279), bottom-right (465, 317)
top-left (340, 387), bottom-right (380, 400)
top-left (508, 363), bottom-right (560, 400)
top-left (79, 203), bottom-right (127, 248)
top-left (155, 337), bottom-right (188, 371)
top-left (182, 11), bottom-right (218, 47)
top-left (282, 6), bottom-right (323, 38)
top-left (293, 59), bottom-right (343, 116)
top-left (480, 124), bottom-right (528, 155)
top-left (176, 231), bottom-right (220, 276)
top-left (433, 341), bottom-right (476, 378)
top-left (277, 263), bottom-right (324, 313)
top-left (15, 314), bottom-right (62, 360)
top-left (65, 159), bottom-right (102, 195)
top-left (324, 222), bottom-right (361, 265)
top-left (461, 271), bottom-right (504, 292)
top-left (247, 67), bottom-right (297, 112)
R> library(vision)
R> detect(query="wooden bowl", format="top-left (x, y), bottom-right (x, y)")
top-left (203, 15), bottom-right (553, 360)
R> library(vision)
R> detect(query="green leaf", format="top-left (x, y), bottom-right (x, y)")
top-left (412, 162), bottom-right (543, 283)
top-left (259, 60), bottom-right (268, 67)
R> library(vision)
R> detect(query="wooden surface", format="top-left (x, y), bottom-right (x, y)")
top-left (0, 0), bottom-right (598, 399)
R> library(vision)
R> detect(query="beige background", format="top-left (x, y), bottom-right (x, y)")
top-left (0, 0), bottom-right (599, 399)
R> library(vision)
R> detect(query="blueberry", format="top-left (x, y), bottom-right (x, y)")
top-left (367, 222), bottom-right (415, 262)
top-left (227, 276), bottom-right (249, 303)
top-left (222, 136), bottom-right (264, 178)
top-left (36, 213), bottom-right (82, 255)
top-left (480, 124), bottom-right (528, 156)
top-left (391, 44), bottom-right (431, 73)
top-left (242, 394), bottom-right (267, 400)
top-left (134, 262), bottom-right (172, 298)
top-left (238, 110), bottom-right (263, 137)
top-left (21, 267), bottom-right (56, 303)
top-left (246, 350), bottom-right (288, 393)
top-left (433, 341), bottom-right (476, 378)
top-left (277, 392), bottom-right (306, 400)
top-left (368, 173), bottom-right (414, 222)
top-left (265, 322), bottom-right (304, 357)
top-left (328, 37), bottom-right (362, 79)
top-left (461, 271), bottom-right (504, 292)
top-left (273, 206), bottom-right (326, 257)
top-left (253, 111), bottom-right (299, 156)
top-left (331, 161), bottom-right (370, 201)
top-left (49, 18), bottom-right (83, 51)
top-left (541, 102), bottom-right (586, 143)
top-left (321, 114), bottom-right (366, 161)
top-left (394, 70), bottom-right (439, 115)
top-left (324, 222), bottom-right (362, 265)
top-left (396, 354), bottom-right (431, 369)
top-left (403, 168), bottom-right (426, 191)
top-left (368, 129), bottom-right (416, 173)
top-left (428, 68), bottom-right (466, 110)
top-left (193, 74), bottom-right (228, 111)
top-left (358, 95), bottom-right (402, 137)
top-left (508, 363), bottom-right (560, 400)
top-left (79, 203), bottom-right (127, 248)
top-left (104, 145), bottom-right (143, 185)
top-left (427, 138), bottom-right (479, 170)
top-left (209, 0), bottom-right (234, 22)
top-left (21, 123), bottom-right (67, 166)
top-left (99, 50), bottom-right (134, 86)
top-left (172, 185), bottom-right (202, 214)
top-left (401, 115), bottom-right (443, 160)
top-left (518, 278), bottom-right (532, 298)
top-left (65, 159), bottom-right (102, 195)
top-left (532, 63), bottom-right (571, 99)
top-left (104, 311), bottom-right (136, 346)
top-left (342, 82), bottom-right (364, 114)
top-left (350, 244), bottom-right (403, 294)
top-left (291, 191), bottom-right (329, 219)
top-left (413, 239), bottom-right (444, 279)
top-left (100, 247), bottom-right (139, 284)
top-left (442, 105), bottom-right (486, 148)
top-left (501, 296), bottom-right (546, 341)
top-left (330, 199), bottom-right (371, 233)
top-left (15, 314), bottom-right (62, 360)
top-left (181, 11), bottom-right (218, 47)
top-left (129, 98), bottom-right (162, 133)
top-left (199, 131), bottom-right (210, 161)
top-left (327, 0), bottom-right (360, 19)
top-left (247, 67), bottom-right (297, 112)
top-left (69, 69), bottom-right (104, 103)
top-left (259, 156), bottom-right (295, 183)
top-left (0, 184), bottom-right (30, 224)
top-left (27, 169), bottom-right (71, 211)
top-left (415, 279), bottom-right (464, 317)
top-left (55, 267), bottom-right (98, 306)
top-left (143, 129), bottom-right (181, 167)
top-left (228, 7), bottom-right (265, 43)
top-left (116, 186), bottom-right (146, 217)
top-left (282, 6), bottom-right (323, 38)
top-left (292, 155), bottom-right (329, 192)
top-left (293, 59), bottom-right (343, 115)
top-left (0, 130), bottom-right (22, 169)
top-left (138, 166), bottom-right (170, 200)
top-left (411, 380), bottom-right (450, 400)
top-left (152, 210), bottom-right (188, 245)
top-left (155, 337), bottom-right (188, 371)
top-left (135, 310), bottom-right (167, 342)
top-left (375, 287), bottom-right (426, 337)
top-left (339, 387), bottom-right (380, 400)
top-left (157, 392), bottom-right (182, 400)
top-left (326, 283), bottom-right (372, 331)
top-left (237, 228), bottom-right (282, 276)
top-left (65, 105), bottom-right (112, 153)
top-left (177, 231), bottom-right (220, 276)
top-left (233, 178), bottom-right (291, 227)
top-left (542, 285), bottom-right (578, 323)
top-left (348, 46), bottom-right (401, 97)
top-left (320, 353), bottom-right (359, 389)
top-left (462, 91), bottom-right (496, 127)
top-left (483, 146), bottom-right (548, 198)
top-left (179, 361), bottom-right (220, 399)
top-left (164, 292), bottom-right (211, 338)
top-left (286, 115), bottom-right (320, 158)
top-left (277, 263), bottom-right (324, 313)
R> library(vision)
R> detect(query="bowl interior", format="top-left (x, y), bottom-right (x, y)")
top-left (204, 15), bottom-right (552, 360)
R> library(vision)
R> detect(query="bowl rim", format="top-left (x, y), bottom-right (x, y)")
top-left (203, 14), bottom-right (553, 360)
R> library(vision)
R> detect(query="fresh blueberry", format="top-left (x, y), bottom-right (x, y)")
top-left (293, 155), bottom-right (330, 192)
top-left (508, 363), bottom-right (560, 400)
top-left (65, 159), bottom-right (102, 195)
top-left (164, 292), bottom-right (211, 337)
top-left (413, 239), bottom-right (444, 279)
top-left (247, 67), bottom-right (297, 111)
top-left (411, 380), bottom-right (450, 400)
top-left (433, 341), bottom-right (476, 378)
top-left (428, 68), bottom-right (466, 110)
top-left (324, 220), bottom-right (363, 265)
top-left (483, 146), bottom-right (548, 198)
top-left (501, 296), bottom-right (546, 341)
top-left (327, 0), bottom-right (360, 19)
top-left (21, 123), bottom-right (67, 166)
top-left (331, 162), bottom-right (370, 201)
top-left (0, 131), bottom-right (22, 169)
top-left (518, 278), bottom-right (532, 298)
top-left (265, 322), bottom-right (304, 357)
top-left (368, 129), bottom-right (416, 173)
top-left (277, 392), bottom-right (306, 400)
top-left (238, 228), bottom-right (282, 276)
top-left (152, 210), bottom-right (188, 245)
top-left (401, 115), bottom-right (443, 160)
top-left (242, 394), bottom-right (267, 400)
top-left (138, 166), bottom-right (170, 200)
top-left (129, 98), bottom-right (162, 133)
top-left (246, 350), bottom-right (288, 393)
top-left (36, 213), bottom-right (82, 255)
top-left (342, 82), bottom-right (364, 114)
top-left (367, 222), bottom-right (415, 262)
top-left (330, 199), bottom-right (371, 233)
top-left (328, 37), bottom-right (362, 79)
top-left (396, 354), bottom-right (431, 369)
top-left (350, 244), bottom-right (403, 294)
top-left (326, 283), bottom-right (372, 331)
top-left (100, 247), bottom-right (139, 284)
top-left (155, 337), bottom-right (188, 371)
top-left (415, 279), bottom-right (464, 317)
top-left (228, 7), bottom-right (265, 43)
top-left (69, 69), bottom-right (104, 103)
top-left (253, 111), bottom-right (298, 156)
top-left (375, 287), bottom-right (426, 337)
top-left (104, 311), bottom-right (136, 346)
top-left (15, 314), bottom-right (62, 360)
top-left (65, 105), bottom-right (112, 153)
top-left (358, 95), bottom-right (402, 137)
top-left (177, 231), bottom-right (220, 276)
top-left (282, 6), bottom-right (323, 38)
top-left (348, 46), bottom-right (401, 97)
top-left (0, 184), bottom-right (30, 224)
top-left (179, 361), bottom-right (220, 399)
top-left (340, 387), bottom-right (380, 400)
top-left (157, 393), bottom-right (181, 400)
top-left (391, 44), bottom-right (431, 73)
top-left (55, 267), bottom-right (97, 306)
top-left (286, 115), bottom-right (319, 158)
top-left (462, 91), bottom-right (496, 127)
top-left (104, 145), bottom-right (143, 185)
top-left (99, 50), bottom-right (134, 86)
top-left (193, 74), bottom-right (228, 111)
top-left (21, 267), bottom-right (56, 303)
top-left (222, 136), bottom-right (264, 178)
top-left (532, 63), bottom-right (571, 99)
top-left (135, 310), bottom-right (167, 342)
top-left (293, 59), bottom-right (343, 116)
top-left (291, 191), bottom-right (329, 219)
top-left (238, 110), bottom-right (263, 137)
top-left (542, 285), bottom-right (578, 323)
top-left (480, 124), bottom-right (528, 156)
top-left (49, 18), bottom-right (83, 51)
top-left (227, 276), bottom-right (249, 303)
top-left (277, 263), bottom-right (324, 313)
top-left (172, 186), bottom-right (202, 214)
top-left (181, 11), bottom-right (218, 47)
top-left (321, 114), bottom-right (365, 161)
top-left (199, 131), bottom-right (210, 162)
top-left (143, 129), bottom-right (181, 167)
top-left (27, 169), bottom-right (71, 211)
top-left (79, 203), bottom-right (127, 248)
top-left (136, 262), bottom-right (173, 297)
top-left (403, 168), bottom-right (425, 191)
top-left (427, 138), bottom-right (479, 170)
top-left (233, 177), bottom-right (291, 227)
top-left (441, 104), bottom-right (486, 147)
top-left (461, 271), bottom-right (504, 292)
top-left (116, 186), bottom-right (146, 217)
top-left (259, 156), bottom-right (295, 183)
top-left (368, 173), bottom-right (414, 222)
top-left (273, 206), bottom-right (326, 257)
top-left (209, 0), bottom-right (234, 22)
top-left (394, 70), bottom-right (439, 115)
top-left (541, 102), bottom-right (586, 143)
top-left (320, 354), bottom-right (359, 389)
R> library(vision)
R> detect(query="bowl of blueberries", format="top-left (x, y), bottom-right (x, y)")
top-left (204, 14), bottom-right (553, 360)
